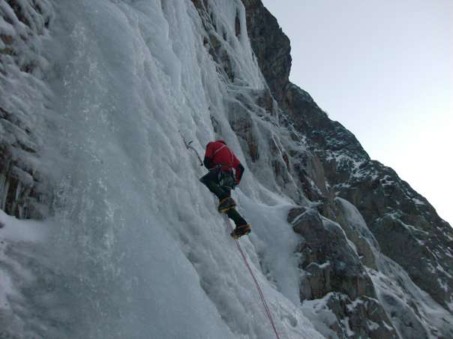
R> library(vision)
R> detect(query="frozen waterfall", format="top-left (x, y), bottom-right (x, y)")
top-left (1, 0), bottom-right (322, 338)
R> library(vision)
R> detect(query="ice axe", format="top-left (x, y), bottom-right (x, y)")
top-left (181, 133), bottom-right (203, 166)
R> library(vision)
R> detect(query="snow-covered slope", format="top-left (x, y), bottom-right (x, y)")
top-left (1, 0), bottom-right (452, 338)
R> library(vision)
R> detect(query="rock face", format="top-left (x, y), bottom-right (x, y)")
top-left (0, 0), bottom-right (52, 219)
top-left (241, 0), bottom-right (291, 103)
top-left (288, 206), bottom-right (397, 338)
top-left (239, 0), bottom-right (453, 337)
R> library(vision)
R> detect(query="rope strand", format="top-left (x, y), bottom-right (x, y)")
top-left (225, 217), bottom-right (281, 339)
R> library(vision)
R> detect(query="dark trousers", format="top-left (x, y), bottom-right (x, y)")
top-left (200, 169), bottom-right (230, 200)
top-left (200, 170), bottom-right (247, 227)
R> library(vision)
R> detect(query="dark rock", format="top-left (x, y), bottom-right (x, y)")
top-left (241, 0), bottom-right (291, 102)
top-left (289, 208), bottom-right (376, 301)
top-left (325, 293), bottom-right (398, 339)
top-left (289, 207), bottom-right (397, 337)
top-left (333, 197), bottom-right (379, 269)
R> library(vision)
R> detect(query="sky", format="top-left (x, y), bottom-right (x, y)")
top-left (261, 0), bottom-right (453, 226)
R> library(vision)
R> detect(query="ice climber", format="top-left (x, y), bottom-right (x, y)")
top-left (200, 140), bottom-right (251, 239)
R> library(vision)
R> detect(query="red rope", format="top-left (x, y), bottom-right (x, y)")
top-left (225, 217), bottom-right (281, 339)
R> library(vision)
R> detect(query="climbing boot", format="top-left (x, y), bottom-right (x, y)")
top-left (218, 197), bottom-right (236, 213)
top-left (231, 224), bottom-right (251, 239)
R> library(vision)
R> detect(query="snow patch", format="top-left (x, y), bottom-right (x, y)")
top-left (0, 210), bottom-right (49, 317)
top-left (0, 210), bottom-right (48, 243)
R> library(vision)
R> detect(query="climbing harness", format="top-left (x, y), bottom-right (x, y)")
top-left (223, 216), bottom-right (281, 339)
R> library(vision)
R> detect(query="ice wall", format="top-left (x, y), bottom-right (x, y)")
top-left (1, 0), bottom-right (323, 338)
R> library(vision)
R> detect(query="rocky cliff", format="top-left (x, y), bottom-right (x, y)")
top-left (240, 0), bottom-right (453, 337)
